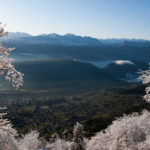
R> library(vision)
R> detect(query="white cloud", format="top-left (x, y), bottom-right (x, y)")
top-left (114, 60), bottom-right (134, 65)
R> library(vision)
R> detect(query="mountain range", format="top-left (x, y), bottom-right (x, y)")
top-left (1, 32), bottom-right (150, 62)
top-left (0, 32), bottom-right (149, 93)
top-left (2, 32), bottom-right (150, 46)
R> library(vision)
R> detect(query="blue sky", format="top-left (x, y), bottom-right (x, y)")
top-left (0, 0), bottom-right (150, 39)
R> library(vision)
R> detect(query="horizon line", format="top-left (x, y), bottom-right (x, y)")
top-left (8, 31), bottom-right (150, 41)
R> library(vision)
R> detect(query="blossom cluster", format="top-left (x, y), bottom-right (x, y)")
top-left (138, 65), bottom-right (150, 102)
top-left (0, 22), bottom-right (23, 89)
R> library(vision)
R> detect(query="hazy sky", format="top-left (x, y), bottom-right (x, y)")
top-left (0, 0), bottom-right (150, 39)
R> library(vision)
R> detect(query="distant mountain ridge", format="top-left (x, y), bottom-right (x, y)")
top-left (4, 32), bottom-right (101, 46)
top-left (1, 32), bottom-right (150, 62)
top-left (8, 32), bottom-right (32, 39)
top-left (3, 32), bottom-right (150, 46)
